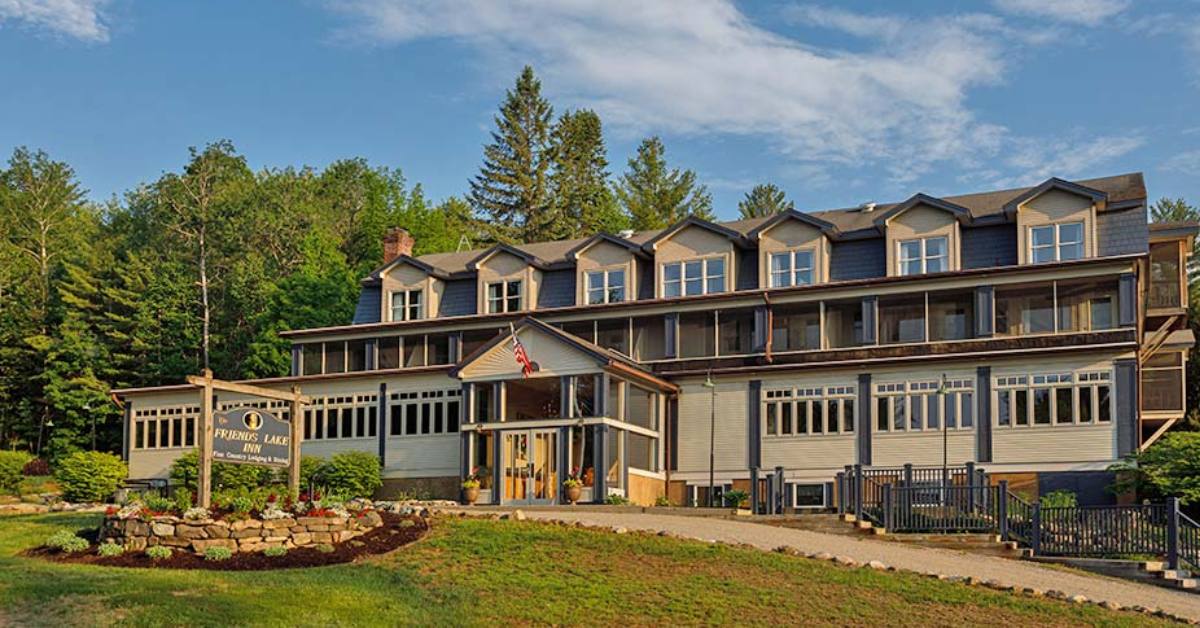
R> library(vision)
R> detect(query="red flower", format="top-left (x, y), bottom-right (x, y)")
top-left (266, 493), bottom-right (277, 503)
top-left (105, 505), bottom-right (118, 516)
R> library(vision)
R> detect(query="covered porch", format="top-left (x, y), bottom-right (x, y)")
top-left (451, 318), bottom-right (678, 506)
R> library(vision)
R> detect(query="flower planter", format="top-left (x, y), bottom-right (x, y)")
top-left (565, 484), bottom-right (582, 505)
top-left (462, 486), bottom-right (479, 505)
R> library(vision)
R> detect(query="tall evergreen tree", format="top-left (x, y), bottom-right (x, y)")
top-left (737, 183), bottom-right (794, 219)
top-left (615, 136), bottom-right (713, 231)
top-left (469, 65), bottom-right (553, 243)
top-left (544, 109), bottom-right (626, 238)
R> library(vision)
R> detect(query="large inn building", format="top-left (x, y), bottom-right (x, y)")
top-left (115, 173), bottom-right (1197, 509)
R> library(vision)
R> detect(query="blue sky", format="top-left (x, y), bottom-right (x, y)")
top-left (2, 0), bottom-right (1199, 220)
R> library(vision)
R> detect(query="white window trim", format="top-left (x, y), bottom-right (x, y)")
top-left (769, 248), bottom-right (815, 288)
top-left (390, 288), bottom-right (424, 322)
top-left (586, 267), bottom-right (627, 305)
top-left (1028, 221), bottom-right (1085, 264)
top-left (873, 379), bottom-right (975, 433)
top-left (486, 279), bottom-right (524, 314)
top-left (661, 256), bottom-right (727, 298)
top-left (993, 370), bottom-right (1113, 429)
top-left (387, 389), bottom-right (463, 437)
top-left (304, 394), bottom-right (380, 441)
top-left (762, 385), bottom-right (857, 438)
top-left (896, 236), bottom-right (949, 276)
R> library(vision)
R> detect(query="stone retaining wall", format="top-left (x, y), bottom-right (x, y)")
top-left (100, 511), bottom-right (384, 554)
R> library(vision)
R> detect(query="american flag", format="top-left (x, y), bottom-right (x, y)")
top-left (511, 326), bottom-right (534, 377)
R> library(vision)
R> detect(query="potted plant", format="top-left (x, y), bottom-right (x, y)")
top-left (461, 468), bottom-right (481, 505)
top-left (563, 468), bottom-right (583, 504)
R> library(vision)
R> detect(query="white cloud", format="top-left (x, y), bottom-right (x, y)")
top-left (992, 0), bottom-right (1130, 26)
top-left (1163, 149), bottom-right (1200, 176)
top-left (0, 0), bottom-right (111, 41)
top-left (325, 1), bottom-right (1140, 186)
top-left (995, 134), bottom-right (1144, 187)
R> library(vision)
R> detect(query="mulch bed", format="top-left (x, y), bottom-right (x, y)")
top-left (26, 512), bottom-right (428, 571)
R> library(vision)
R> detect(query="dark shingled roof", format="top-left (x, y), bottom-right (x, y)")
top-left (380, 172), bottom-right (1145, 277)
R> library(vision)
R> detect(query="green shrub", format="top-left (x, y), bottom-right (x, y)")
top-left (212, 485), bottom-right (286, 513)
top-left (172, 488), bottom-right (193, 514)
top-left (97, 542), bottom-right (125, 557)
top-left (45, 529), bottom-right (88, 553)
top-left (203, 546), bottom-right (233, 561)
top-left (142, 494), bottom-right (174, 513)
top-left (54, 451), bottom-right (126, 502)
top-left (653, 495), bottom-right (672, 507)
top-left (604, 493), bottom-right (630, 506)
top-left (314, 543), bottom-right (335, 554)
top-left (262, 546), bottom-right (287, 557)
top-left (299, 455), bottom-right (325, 487)
top-left (1110, 432), bottom-right (1200, 504)
top-left (146, 545), bottom-right (172, 560)
top-left (170, 450), bottom-right (271, 492)
top-left (723, 489), bottom-right (749, 508)
top-left (319, 452), bottom-right (382, 498)
top-left (1039, 489), bottom-right (1078, 509)
top-left (0, 451), bottom-right (33, 495)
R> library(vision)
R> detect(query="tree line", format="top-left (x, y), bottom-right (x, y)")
top-left (0, 66), bottom-right (793, 458)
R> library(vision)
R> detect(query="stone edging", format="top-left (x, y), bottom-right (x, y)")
top-left (100, 511), bottom-right (384, 554)
top-left (437, 508), bottom-right (1195, 625)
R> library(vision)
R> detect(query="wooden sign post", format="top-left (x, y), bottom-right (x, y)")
top-left (187, 370), bottom-right (310, 508)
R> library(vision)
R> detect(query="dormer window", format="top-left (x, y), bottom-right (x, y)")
top-left (663, 258), bottom-right (725, 298)
top-left (769, 250), bottom-right (814, 288)
top-left (390, 289), bottom-right (424, 321)
top-left (487, 280), bottom-right (522, 313)
top-left (897, 236), bottom-right (948, 276)
top-left (586, 269), bottom-right (626, 304)
top-left (1030, 222), bottom-right (1084, 263)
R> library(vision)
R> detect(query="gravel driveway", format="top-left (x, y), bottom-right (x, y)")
top-left (443, 508), bottom-right (1200, 622)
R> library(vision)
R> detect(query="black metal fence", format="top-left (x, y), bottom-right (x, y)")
top-left (1032, 498), bottom-right (1199, 571)
top-left (882, 483), bottom-right (1002, 534)
top-left (836, 463), bottom-right (985, 525)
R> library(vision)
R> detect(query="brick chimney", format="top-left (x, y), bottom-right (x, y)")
top-left (382, 228), bottom-right (415, 264)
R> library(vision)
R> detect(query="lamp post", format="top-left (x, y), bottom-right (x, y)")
top-left (703, 368), bottom-right (716, 507)
top-left (937, 373), bottom-right (949, 492)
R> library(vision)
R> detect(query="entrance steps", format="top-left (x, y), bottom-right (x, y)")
top-left (764, 514), bottom-right (1028, 558)
top-left (1030, 557), bottom-right (1199, 593)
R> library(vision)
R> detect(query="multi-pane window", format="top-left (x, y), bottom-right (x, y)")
top-left (586, 269), bottom-right (626, 304)
top-left (874, 379), bottom-right (974, 433)
top-left (769, 250), bottom-right (814, 288)
top-left (662, 258), bottom-right (726, 297)
top-left (390, 289), bottom-right (423, 321)
top-left (132, 406), bottom-right (200, 450)
top-left (994, 371), bottom-right (1111, 428)
top-left (388, 389), bottom-right (461, 436)
top-left (995, 279), bottom-right (1119, 337)
top-left (897, 236), bottom-right (948, 276)
top-left (763, 386), bottom-right (856, 437)
top-left (302, 395), bottom-right (378, 441)
top-left (486, 280), bottom-right (523, 313)
top-left (1029, 222), bottom-right (1084, 263)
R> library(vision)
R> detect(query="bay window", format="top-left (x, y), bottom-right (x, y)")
top-left (769, 249), bottom-right (814, 288)
top-left (897, 236), bottom-right (948, 276)
top-left (1029, 222), bottom-right (1084, 263)
top-left (663, 258), bottom-right (726, 297)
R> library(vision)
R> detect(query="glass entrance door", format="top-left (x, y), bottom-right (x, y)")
top-left (502, 429), bottom-right (558, 505)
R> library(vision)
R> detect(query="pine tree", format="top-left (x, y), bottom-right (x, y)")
top-left (615, 136), bottom-right (713, 231)
top-left (737, 183), bottom-right (794, 219)
top-left (469, 66), bottom-right (553, 243)
top-left (544, 109), bottom-right (626, 238)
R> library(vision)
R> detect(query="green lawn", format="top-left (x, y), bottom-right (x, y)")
top-left (0, 513), bottom-right (1174, 627)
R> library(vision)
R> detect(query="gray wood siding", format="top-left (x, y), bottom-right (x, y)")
top-left (439, 278), bottom-right (477, 316)
top-left (962, 223), bottom-right (1018, 269)
top-left (537, 268), bottom-right (576, 308)
top-left (352, 285), bottom-right (382, 324)
top-left (1097, 207), bottom-right (1148, 257)
top-left (829, 238), bottom-right (886, 281)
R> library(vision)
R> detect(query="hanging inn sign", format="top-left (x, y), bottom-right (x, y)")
top-left (185, 370), bottom-right (310, 508)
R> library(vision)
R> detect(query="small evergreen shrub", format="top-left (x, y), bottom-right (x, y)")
top-left (723, 490), bottom-right (749, 508)
top-left (1040, 489), bottom-right (1078, 509)
top-left (54, 451), bottom-right (127, 502)
top-left (315, 543), bottom-right (335, 554)
top-left (604, 493), bottom-right (630, 505)
top-left (142, 494), bottom-right (174, 514)
top-left (203, 546), bottom-right (233, 561)
top-left (21, 457), bottom-right (50, 477)
top-left (172, 488), bottom-right (193, 514)
top-left (320, 452), bottom-right (382, 498)
top-left (299, 455), bottom-right (325, 488)
top-left (45, 529), bottom-right (88, 553)
top-left (97, 542), bottom-right (125, 557)
top-left (653, 495), bottom-right (672, 507)
top-left (0, 451), bottom-right (33, 495)
top-left (146, 545), bottom-right (172, 560)
top-left (262, 546), bottom-right (287, 557)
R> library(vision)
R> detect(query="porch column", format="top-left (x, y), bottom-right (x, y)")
top-left (861, 297), bottom-right (877, 345)
top-left (121, 399), bottom-right (132, 461)
top-left (291, 345), bottom-right (301, 376)
top-left (1115, 358), bottom-right (1139, 456)
top-left (976, 367), bottom-right (992, 463)
top-left (593, 423), bottom-right (608, 502)
top-left (748, 380), bottom-right (762, 513)
top-left (557, 426), bottom-right (569, 504)
top-left (378, 383), bottom-right (388, 466)
top-left (975, 286), bottom-right (994, 337)
top-left (492, 429), bottom-right (503, 505)
top-left (857, 373), bottom-right (872, 465)
top-left (1118, 273), bottom-right (1137, 327)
